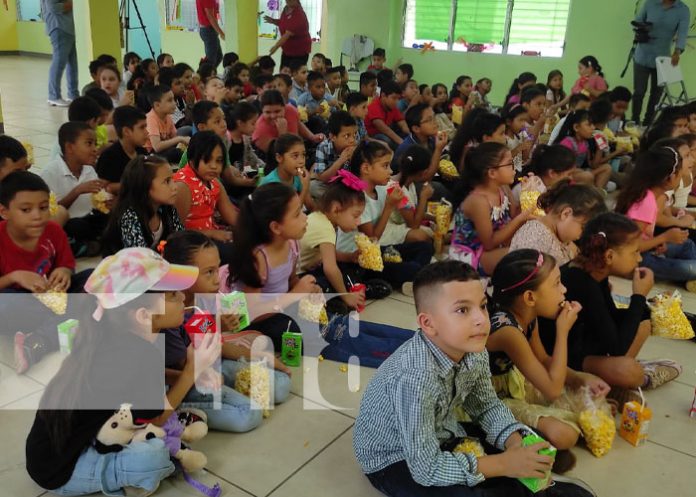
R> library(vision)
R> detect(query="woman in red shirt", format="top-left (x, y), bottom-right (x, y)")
top-left (265, 0), bottom-right (313, 68)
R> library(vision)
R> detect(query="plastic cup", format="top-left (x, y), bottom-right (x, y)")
top-left (350, 283), bottom-right (366, 312)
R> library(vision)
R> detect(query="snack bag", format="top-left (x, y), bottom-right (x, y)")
top-left (234, 359), bottom-right (271, 418)
top-left (451, 105), bottom-right (463, 126)
top-left (35, 289), bottom-right (68, 315)
top-left (648, 291), bottom-right (695, 339)
top-left (49, 192), bottom-right (58, 216)
top-left (297, 106), bottom-right (309, 122)
top-left (319, 101), bottom-right (331, 119)
top-left (615, 135), bottom-right (634, 153)
top-left (298, 294), bottom-right (329, 325)
top-left (218, 292), bottom-right (250, 332)
top-left (519, 175), bottom-right (546, 217)
top-left (574, 386), bottom-right (616, 457)
top-left (438, 158), bottom-right (459, 180)
top-left (386, 180), bottom-right (409, 209)
top-left (619, 388), bottom-right (652, 446)
top-left (434, 199), bottom-right (453, 235)
top-left (355, 233), bottom-right (383, 271)
top-left (382, 246), bottom-right (403, 264)
top-left (452, 437), bottom-right (485, 458)
top-left (91, 189), bottom-right (113, 214)
top-left (22, 142), bottom-right (34, 165)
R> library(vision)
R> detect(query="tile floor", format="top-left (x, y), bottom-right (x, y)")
top-left (1, 56), bottom-right (695, 497)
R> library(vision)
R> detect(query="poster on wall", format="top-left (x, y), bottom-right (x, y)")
top-left (258, 0), bottom-right (281, 39)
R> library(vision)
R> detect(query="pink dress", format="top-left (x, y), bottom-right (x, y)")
top-left (571, 75), bottom-right (607, 97)
top-left (173, 164), bottom-right (221, 230)
top-left (626, 190), bottom-right (658, 240)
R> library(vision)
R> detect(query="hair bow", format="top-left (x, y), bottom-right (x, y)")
top-left (328, 169), bottom-right (368, 192)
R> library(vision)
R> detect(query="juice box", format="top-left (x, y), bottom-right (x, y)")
top-left (57, 319), bottom-right (79, 354)
top-left (518, 434), bottom-right (556, 493)
top-left (218, 292), bottom-right (250, 332)
top-left (619, 401), bottom-right (652, 446)
top-left (184, 312), bottom-right (216, 344)
top-left (281, 331), bottom-right (302, 367)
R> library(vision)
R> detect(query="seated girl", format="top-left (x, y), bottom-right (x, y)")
top-left (449, 109), bottom-right (507, 172)
top-left (388, 145), bottom-right (434, 241)
top-left (511, 144), bottom-right (577, 204)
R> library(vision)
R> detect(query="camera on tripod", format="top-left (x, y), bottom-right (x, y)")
top-left (632, 20), bottom-right (653, 44)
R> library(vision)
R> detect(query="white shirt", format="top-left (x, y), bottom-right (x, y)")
top-left (40, 156), bottom-right (99, 218)
top-left (549, 115), bottom-right (567, 145)
top-left (336, 185), bottom-right (387, 253)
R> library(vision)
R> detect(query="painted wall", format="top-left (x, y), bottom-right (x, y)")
top-left (16, 21), bottom-right (51, 54)
top-left (123, 0), bottom-right (161, 60)
top-left (0, 0), bottom-right (19, 51)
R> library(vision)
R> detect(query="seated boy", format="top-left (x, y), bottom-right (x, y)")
top-left (359, 71), bottom-right (378, 103)
top-left (159, 66), bottom-right (188, 130)
top-left (204, 76), bottom-right (227, 104)
top-left (398, 79), bottom-right (420, 114)
top-left (325, 66), bottom-right (343, 102)
top-left (221, 51), bottom-right (240, 82)
top-left (310, 111), bottom-right (357, 199)
top-left (0, 172), bottom-right (84, 373)
top-left (394, 103), bottom-right (447, 174)
top-left (347, 92), bottom-right (370, 143)
top-left (273, 73), bottom-right (295, 106)
top-left (145, 84), bottom-right (190, 164)
top-left (395, 63), bottom-right (414, 87)
top-left (297, 71), bottom-right (338, 134)
top-left (365, 81), bottom-right (409, 149)
top-left (80, 54), bottom-right (117, 97)
top-left (289, 60), bottom-right (309, 102)
top-left (84, 87), bottom-right (116, 152)
top-left (354, 261), bottom-right (593, 497)
top-left (49, 96), bottom-right (102, 161)
top-left (95, 106), bottom-right (148, 193)
top-left (311, 53), bottom-right (326, 74)
top-left (250, 74), bottom-right (276, 113)
top-left (368, 48), bottom-right (386, 73)
top-left (41, 122), bottom-right (109, 256)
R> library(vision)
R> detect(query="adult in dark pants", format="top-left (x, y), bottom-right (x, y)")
top-left (196, 0), bottom-right (225, 69)
top-left (265, 0), bottom-right (312, 68)
top-left (631, 0), bottom-right (691, 126)
top-left (41, 0), bottom-right (79, 107)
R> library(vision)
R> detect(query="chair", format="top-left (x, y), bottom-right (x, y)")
top-left (340, 35), bottom-right (375, 72)
top-left (655, 56), bottom-right (690, 111)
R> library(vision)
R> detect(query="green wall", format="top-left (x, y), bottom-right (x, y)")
top-left (16, 21), bottom-right (51, 54)
top-left (0, 0), bottom-right (19, 51)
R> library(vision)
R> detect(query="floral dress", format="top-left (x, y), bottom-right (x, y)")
top-left (173, 164), bottom-right (221, 230)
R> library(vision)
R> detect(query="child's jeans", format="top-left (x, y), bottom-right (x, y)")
top-left (640, 240), bottom-right (696, 283)
top-left (180, 358), bottom-right (291, 433)
top-left (50, 439), bottom-right (175, 496)
top-left (365, 460), bottom-right (592, 497)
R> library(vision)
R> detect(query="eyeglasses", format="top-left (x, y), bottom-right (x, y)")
top-left (490, 162), bottom-right (515, 170)
top-left (420, 116), bottom-right (436, 124)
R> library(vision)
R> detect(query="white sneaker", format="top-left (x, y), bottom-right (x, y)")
top-left (606, 181), bottom-right (617, 192)
top-left (47, 98), bottom-right (70, 107)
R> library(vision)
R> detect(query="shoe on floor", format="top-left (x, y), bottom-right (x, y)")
top-left (47, 98), bottom-right (70, 107)
top-left (400, 282), bottom-right (414, 298)
top-left (14, 332), bottom-right (49, 375)
top-left (364, 279), bottom-right (392, 300)
top-left (551, 449), bottom-right (576, 474)
top-left (607, 387), bottom-right (644, 412)
top-left (640, 359), bottom-right (682, 389)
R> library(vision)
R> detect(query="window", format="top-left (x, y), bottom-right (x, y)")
top-left (17, 0), bottom-right (42, 21)
top-left (258, 0), bottom-right (323, 42)
top-left (403, 0), bottom-right (571, 57)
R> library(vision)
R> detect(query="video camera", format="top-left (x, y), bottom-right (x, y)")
top-left (631, 21), bottom-right (653, 44)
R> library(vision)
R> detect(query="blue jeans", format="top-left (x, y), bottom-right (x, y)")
top-left (180, 358), bottom-right (291, 433)
top-left (50, 439), bottom-right (175, 496)
top-left (641, 240), bottom-right (696, 283)
top-left (48, 29), bottom-right (78, 101)
top-left (199, 26), bottom-right (222, 69)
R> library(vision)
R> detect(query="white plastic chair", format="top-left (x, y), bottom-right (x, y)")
top-left (655, 56), bottom-right (690, 110)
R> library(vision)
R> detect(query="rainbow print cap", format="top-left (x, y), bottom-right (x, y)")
top-left (85, 247), bottom-right (199, 320)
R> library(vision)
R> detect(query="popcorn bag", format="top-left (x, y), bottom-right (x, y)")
top-left (319, 101), bottom-right (331, 119)
top-left (35, 289), bottom-right (68, 315)
top-left (298, 295), bottom-right (329, 325)
top-left (619, 389), bottom-right (652, 447)
top-left (519, 175), bottom-right (547, 217)
top-left (49, 192), bottom-right (58, 216)
top-left (438, 158), bottom-right (460, 180)
top-left (92, 189), bottom-right (113, 214)
top-left (452, 437), bottom-right (485, 458)
top-left (297, 106), bottom-right (309, 122)
top-left (648, 291), bottom-right (695, 340)
top-left (234, 359), bottom-right (272, 418)
top-left (451, 105), bottom-right (463, 125)
top-left (355, 233), bottom-right (384, 271)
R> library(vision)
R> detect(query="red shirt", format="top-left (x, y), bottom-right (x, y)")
top-left (278, 6), bottom-right (312, 56)
top-left (0, 221), bottom-right (75, 286)
top-left (365, 97), bottom-right (404, 136)
top-left (252, 104), bottom-right (300, 145)
top-left (196, 0), bottom-right (218, 27)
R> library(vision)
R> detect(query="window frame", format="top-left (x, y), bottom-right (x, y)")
top-left (402, 0), bottom-right (572, 57)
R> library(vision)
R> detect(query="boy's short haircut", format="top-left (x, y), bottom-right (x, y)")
top-left (373, 48), bottom-right (386, 58)
top-left (192, 101), bottom-right (220, 127)
top-left (89, 54), bottom-right (117, 75)
top-left (173, 62), bottom-right (193, 77)
top-left (273, 73), bottom-right (292, 87)
top-left (569, 93), bottom-right (591, 108)
top-left (359, 71), bottom-right (377, 86)
top-left (0, 136), bottom-right (27, 164)
top-left (589, 99), bottom-right (613, 126)
top-left (58, 121), bottom-right (92, 155)
top-left (97, 54), bottom-right (117, 65)
top-left (289, 60), bottom-right (306, 74)
top-left (0, 171), bottom-right (50, 207)
top-left (397, 63), bottom-right (414, 80)
top-left (258, 55), bottom-right (276, 70)
top-left (89, 59), bottom-right (104, 75)
top-left (413, 261), bottom-right (480, 312)
top-left (156, 53), bottom-right (172, 66)
top-left (328, 111), bottom-right (356, 136)
top-left (84, 88), bottom-right (114, 111)
top-left (112, 106), bottom-right (147, 138)
top-left (405, 103), bottom-right (430, 131)
top-left (260, 89), bottom-right (286, 107)
top-left (68, 96), bottom-right (102, 123)
top-left (346, 92), bottom-right (368, 109)
top-left (253, 74), bottom-right (274, 89)
top-left (224, 76), bottom-right (243, 89)
top-left (609, 86), bottom-right (632, 103)
top-left (377, 69), bottom-right (394, 88)
top-left (222, 52), bottom-right (239, 68)
top-left (147, 84), bottom-right (172, 106)
top-left (324, 58), bottom-right (333, 67)
top-left (380, 80), bottom-right (402, 97)
top-left (307, 71), bottom-right (324, 84)
top-left (325, 66), bottom-right (342, 76)
top-left (226, 101), bottom-right (259, 130)
top-left (158, 67), bottom-right (176, 88)
top-left (123, 51), bottom-right (140, 68)
top-left (313, 53), bottom-right (326, 62)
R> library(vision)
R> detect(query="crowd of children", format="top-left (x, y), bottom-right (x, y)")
top-left (2, 44), bottom-right (694, 497)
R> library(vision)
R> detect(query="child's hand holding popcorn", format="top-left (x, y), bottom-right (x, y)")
top-left (47, 268), bottom-right (72, 292)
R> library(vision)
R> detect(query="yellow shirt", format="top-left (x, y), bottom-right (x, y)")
top-left (299, 212), bottom-right (336, 272)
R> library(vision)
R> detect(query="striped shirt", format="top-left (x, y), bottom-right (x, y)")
top-left (353, 330), bottom-right (526, 487)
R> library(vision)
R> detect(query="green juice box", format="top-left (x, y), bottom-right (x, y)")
top-left (281, 331), bottom-right (302, 367)
top-left (57, 319), bottom-right (79, 354)
top-left (218, 292), bottom-right (250, 332)
top-left (518, 434), bottom-right (556, 493)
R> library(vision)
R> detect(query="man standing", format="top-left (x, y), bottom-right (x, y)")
top-left (196, 0), bottom-right (225, 70)
top-left (42, 0), bottom-right (78, 107)
top-left (632, 0), bottom-right (691, 125)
